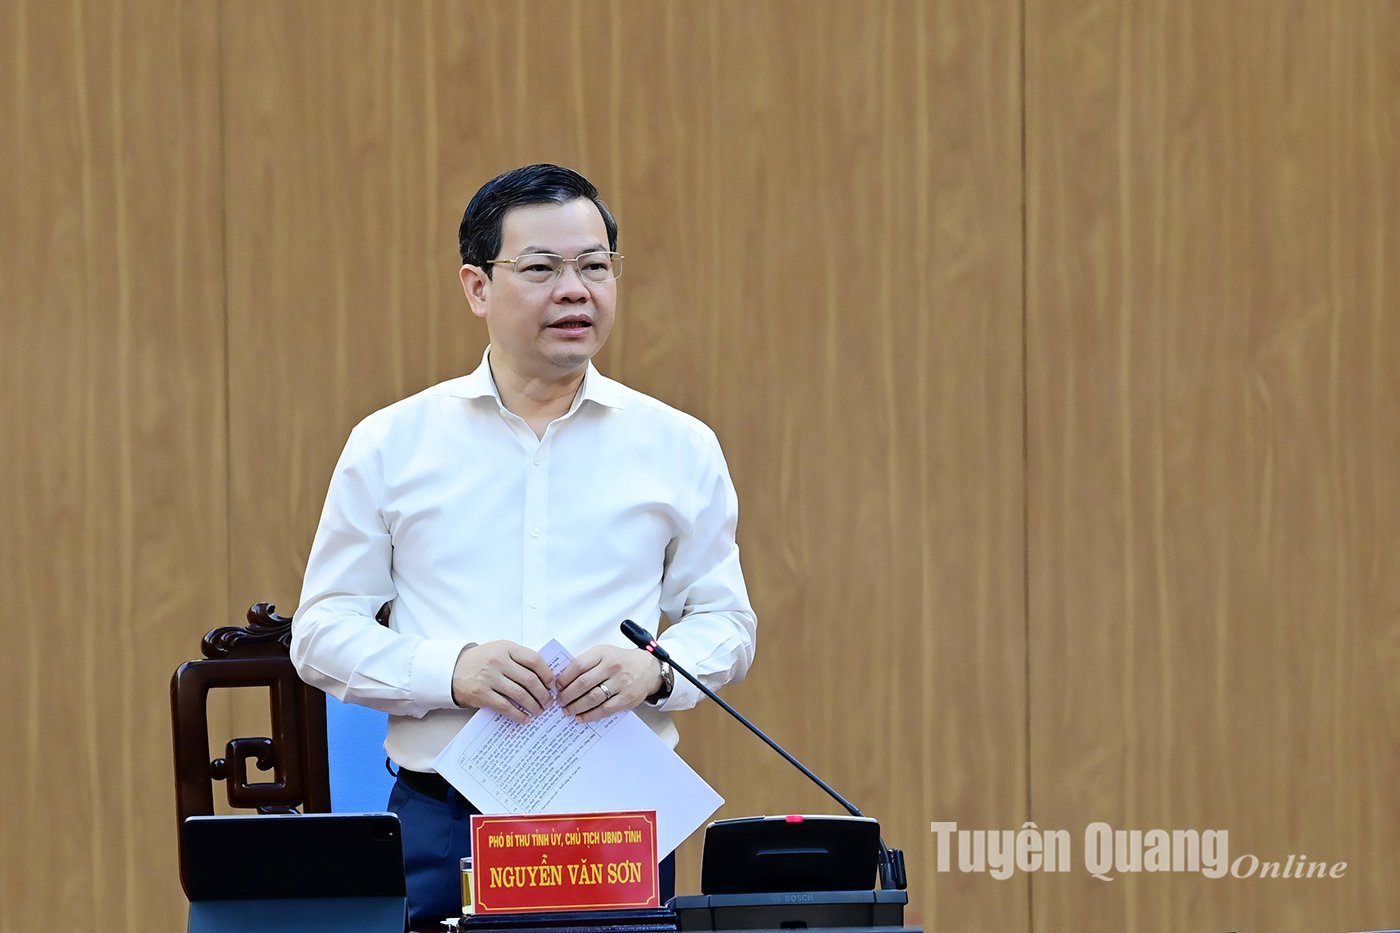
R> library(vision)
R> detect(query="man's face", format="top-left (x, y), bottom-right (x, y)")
top-left (460, 198), bottom-right (616, 383)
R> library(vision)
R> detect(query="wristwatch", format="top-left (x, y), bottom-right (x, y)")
top-left (646, 658), bottom-right (674, 706)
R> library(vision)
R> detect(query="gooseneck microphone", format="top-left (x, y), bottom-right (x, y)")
top-left (620, 619), bottom-right (908, 890)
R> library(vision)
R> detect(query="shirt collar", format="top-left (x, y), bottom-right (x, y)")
top-left (448, 346), bottom-right (628, 412)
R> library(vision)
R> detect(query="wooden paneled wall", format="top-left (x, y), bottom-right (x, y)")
top-left (2, 2), bottom-right (1395, 931)
top-left (1, 2), bottom-right (227, 931)
top-left (1026, 2), bottom-right (1400, 930)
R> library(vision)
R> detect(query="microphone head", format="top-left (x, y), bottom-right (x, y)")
top-left (620, 619), bottom-right (654, 648)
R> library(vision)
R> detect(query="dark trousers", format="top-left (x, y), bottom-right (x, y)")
top-left (388, 775), bottom-right (676, 927)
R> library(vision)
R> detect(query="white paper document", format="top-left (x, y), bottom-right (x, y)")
top-left (432, 640), bottom-right (723, 856)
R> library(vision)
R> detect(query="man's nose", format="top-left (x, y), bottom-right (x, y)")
top-left (552, 265), bottom-right (591, 301)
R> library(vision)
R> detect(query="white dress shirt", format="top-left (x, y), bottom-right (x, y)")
top-left (291, 349), bottom-right (757, 771)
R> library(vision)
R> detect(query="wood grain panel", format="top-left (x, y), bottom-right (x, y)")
top-left (618, 6), bottom-right (1026, 932)
top-left (0, 0), bottom-right (226, 928)
top-left (222, 1), bottom-right (1024, 928)
top-left (221, 1), bottom-right (472, 614)
top-left (1026, 1), bottom-right (1400, 930)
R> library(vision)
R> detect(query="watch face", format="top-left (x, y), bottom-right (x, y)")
top-left (649, 662), bottom-right (675, 704)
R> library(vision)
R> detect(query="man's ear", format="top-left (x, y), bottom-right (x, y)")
top-left (460, 264), bottom-right (491, 319)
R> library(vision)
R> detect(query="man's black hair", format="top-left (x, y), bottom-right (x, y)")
top-left (458, 164), bottom-right (618, 273)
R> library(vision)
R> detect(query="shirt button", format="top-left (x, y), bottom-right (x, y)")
top-left (530, 528), bottom-right (541, 538)
top-left (533, 456), bottom-right (543, 466)
top-left (529, 598), bottom-right (539, 609)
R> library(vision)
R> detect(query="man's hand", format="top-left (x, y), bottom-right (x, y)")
top-left (452, 641), bottom-right (555, 724)
top-left (556, 645), bottom-right (662, 723)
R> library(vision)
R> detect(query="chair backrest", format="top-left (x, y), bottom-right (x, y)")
top-left (325, 694), bottom-right (396, 813)
top-left (171, 602), bottom-right (398, 907)
top-left (170, 602), bottom-right (333, 823)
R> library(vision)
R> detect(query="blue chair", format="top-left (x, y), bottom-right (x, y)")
top-left (319, 600), bottom-right (397, 813)
top-left (325, 694), bottom-right (395, 812)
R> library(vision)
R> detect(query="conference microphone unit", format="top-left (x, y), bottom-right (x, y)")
top-left (620, 619), bottom-right (908, 891)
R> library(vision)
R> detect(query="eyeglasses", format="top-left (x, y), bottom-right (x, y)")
top-left (487, 250), bottom-right (624, 284)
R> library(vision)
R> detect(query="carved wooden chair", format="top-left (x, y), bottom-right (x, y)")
top-left (171, 601), bottom-right (398, 904)
top-left (170, 600), bottom-right (395, 827)
top-left (170, 602), bottom-right (333, 823)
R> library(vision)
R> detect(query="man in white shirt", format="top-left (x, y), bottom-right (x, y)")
top-left (291, 164), bottom-right (757, 924)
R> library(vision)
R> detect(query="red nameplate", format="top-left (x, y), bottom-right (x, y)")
top-left (470, 811), bottom-right (660, 914)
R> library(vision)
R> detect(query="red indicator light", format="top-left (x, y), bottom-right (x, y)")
top-left (784, 815), bottom-right (804, 823)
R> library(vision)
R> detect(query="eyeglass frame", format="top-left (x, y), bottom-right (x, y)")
top-left (485, 249), bottom-right (625, 283)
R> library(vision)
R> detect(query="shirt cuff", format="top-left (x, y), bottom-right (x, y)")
top-left (410, 637), bottom-right (471, 713)
top-left (651, 640), bottom-right (698, 712)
